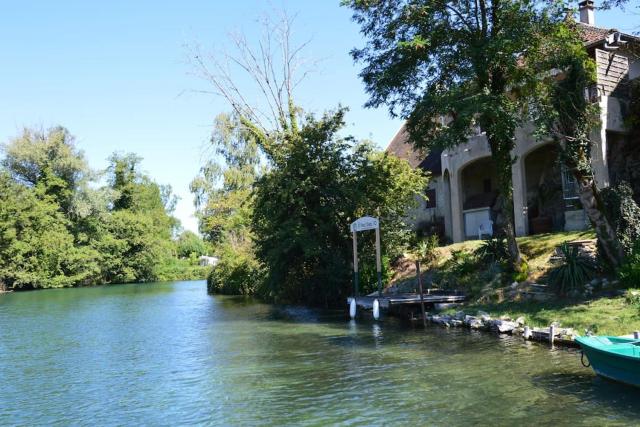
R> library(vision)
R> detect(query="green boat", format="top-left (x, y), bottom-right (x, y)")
top-left (576, 335), bottom-right (640, 388)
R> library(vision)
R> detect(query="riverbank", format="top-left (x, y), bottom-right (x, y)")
top-left (442, 291), bottom-right (640, 337)
top-left (390, 230), bottom-right (597, 293)
top-left (1, 261), bottom-right (209, 293)
top-left (387, 230), bottom-right (640, 337)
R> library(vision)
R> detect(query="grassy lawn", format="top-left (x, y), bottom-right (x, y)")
top-left (517, 230), bottom-right (596, 279)
top-left (392, 229), bottom-right (597, 287)
top-left (438, 229), bottom-right (596, 277)
top-left (451, 294), bottom-right (640, 336)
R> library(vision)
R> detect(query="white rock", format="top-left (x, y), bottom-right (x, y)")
top-left (469, 319), bottom-right (484, 329)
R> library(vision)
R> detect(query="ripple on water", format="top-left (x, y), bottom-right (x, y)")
top-left (2, 282), bottom-right (640, 426)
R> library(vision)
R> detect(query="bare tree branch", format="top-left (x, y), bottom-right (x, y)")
top-left (186, 8), bottom-right (318, 150)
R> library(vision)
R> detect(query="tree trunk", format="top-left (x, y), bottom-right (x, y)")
top-left (558, 136), bottom-right (625, 268)
top-left (488, 139), bottom-right (525, 274)
top-left (574, 172), bottom-right (624, 268)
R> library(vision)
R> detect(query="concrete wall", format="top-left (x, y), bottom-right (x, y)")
top-left (405, 178), bottom-right (444, 228)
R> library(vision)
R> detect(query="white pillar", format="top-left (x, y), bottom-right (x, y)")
top-left (443, 172), bottom-right (453, 241)
top-left (450, 170), bottom-right (464, 242)
top-left (591, 98), bottom-right (610, 189)
top-left (512, 156), bottom-right (528, 237)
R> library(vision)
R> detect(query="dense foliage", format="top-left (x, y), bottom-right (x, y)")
top-left (343, 0), bottom-right (565, 274)
top-left (0, 127), bottom-right (208, 290)
top-left (600, 183), bottom-right (640, 257)
top-left (192, 113), bottom-right (264, 296)
top-left (251, 109), bottom-right (426, 305)
top-left (195, 109), bottom-right (427, 305)
top-left (529, 20), bottom-right (626, 268)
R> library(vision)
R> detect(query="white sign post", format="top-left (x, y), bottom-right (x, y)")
top-left (350, 216), bottom-right (383, 300)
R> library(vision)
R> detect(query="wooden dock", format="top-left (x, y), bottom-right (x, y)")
top-left (348, 291), bottom-right (465, 310)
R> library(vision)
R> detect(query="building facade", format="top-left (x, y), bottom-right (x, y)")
top-left (387, 2), bottom-right (640, 243)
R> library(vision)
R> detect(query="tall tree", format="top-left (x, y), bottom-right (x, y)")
top-left (1, 126), bottom-right (92, 218)
top-left (191, 12), bottom-right (427, 304)
top-left (190, 113), bottom-right (262, 245)
top-left (251, 109), bottom-right (426, 305)
top-left (97, 153), bottom-right (179, 283)
top-left (344, 0), bottom-right (557, 274)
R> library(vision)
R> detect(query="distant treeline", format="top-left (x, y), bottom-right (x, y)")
top-left (0, 126), bottom-right (209, 291)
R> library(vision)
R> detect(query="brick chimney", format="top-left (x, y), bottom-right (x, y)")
top-left (579, 0), bottom-right (595, 26)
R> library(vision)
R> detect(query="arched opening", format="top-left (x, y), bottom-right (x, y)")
top-left (460, 157), bottom-right (499, 239)
top-left (523, 144), bottom-right (566, 234)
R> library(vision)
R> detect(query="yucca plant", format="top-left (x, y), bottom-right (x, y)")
top-left (475, 238), bottom-right (510, 265)
top-left (548, 243), bottom-right (597, 296)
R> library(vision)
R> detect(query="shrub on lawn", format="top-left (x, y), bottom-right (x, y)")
top-left (619, 241), bottom-right (640, 288)
top-left (548, 242), bottom-right (597, 296)
top-left (475, 238), bottom-right (510, 265)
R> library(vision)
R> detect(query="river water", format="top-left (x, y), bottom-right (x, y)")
top-left (1, 280), bottom-right (639, 426)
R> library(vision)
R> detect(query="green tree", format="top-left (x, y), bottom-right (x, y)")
top-left (176, 230), bottom-right (208, 258)
top-left (96, 152), bottom-right (180, 283)
top-left (192, 13), bottom-right (425, 304)
top-left (1, 126), bottom-right (92, 219)
top-left (343, 0), bottom-right (559, 274)
top-left (252, 109), bottom-right (426, 306)
top-left (0, 172), bottom-right (100, 289)
top-left (191, 113), bottom-right (263, 295)
top-left (190, 113), bottom-right (261, 244)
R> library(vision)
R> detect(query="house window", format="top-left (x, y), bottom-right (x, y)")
top-left (425, 189), bottom-right (437, 209)
top-left (562, 167), bottom-right (581, 210)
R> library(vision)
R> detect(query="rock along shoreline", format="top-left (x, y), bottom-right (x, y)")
top-left (422, 310), bottom-right (578, 347)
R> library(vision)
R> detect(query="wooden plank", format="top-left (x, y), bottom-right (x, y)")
top-left (349, 292), bottom-right (466, 311)
top-left (596, 48), bottom-right (629, 96)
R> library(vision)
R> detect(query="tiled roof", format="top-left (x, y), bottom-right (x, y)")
top-left (385, 125), bottom-right (424, 169)
top-left (385, 125), bottom-right (442, 174)
top-left (575, 22), bottom-right (616, 44)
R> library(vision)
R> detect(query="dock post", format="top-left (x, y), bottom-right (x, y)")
top-left (416, 260), bottom-right (426, 327)
top-left (352, 231), bottom-right (359, 298)
top-left (523, 326), bottom-right (531, 340)
top-left (549, 324), bottom-right (555, 345)
top-left (375, 224), bottom-right (382, 297)
top-left (634, 331), bottom-right (640, 339)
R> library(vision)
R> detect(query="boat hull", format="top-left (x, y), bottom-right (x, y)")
top-left (576, 336), bottom-right (640, 388)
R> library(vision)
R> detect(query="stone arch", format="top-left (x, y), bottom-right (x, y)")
top-left (523, 142), bottom-right (565, 234)
top-left (458, 156), bottom-right (499, 239)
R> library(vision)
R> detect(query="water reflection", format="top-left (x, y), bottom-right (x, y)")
top-left (1, 281), bottom-right (639, 426)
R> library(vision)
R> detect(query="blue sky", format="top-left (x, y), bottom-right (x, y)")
top-left (1, 1), bottom-right (636, 233)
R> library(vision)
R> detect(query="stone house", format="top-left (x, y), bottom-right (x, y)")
top-left (387, 1), bottom-right (640, 243)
